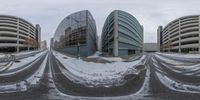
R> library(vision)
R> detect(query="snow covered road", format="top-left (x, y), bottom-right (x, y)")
top-left (1, 51), bottom-right (200, 100)
top-left (52, 50), bottom-right (146, 87)
top-left (49, 50), bottom-right (147, 96)
top-left (149, 53), bottom-right (200, 94)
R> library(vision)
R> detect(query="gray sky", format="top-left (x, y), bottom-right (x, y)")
top-left (1, 0), bottom-right (200, 47)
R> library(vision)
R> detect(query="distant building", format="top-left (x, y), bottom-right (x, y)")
top-left (97, 36), bottom-right (101, 51)
top-left (101, 10), bottom-right (143, 57)
top-left (53, 10), bottom-right (97, 57)
top-left (0, 15), bottom-right (40, 53)
top-left (35, 24), bottom-right (41, 49)
top-left (158, 15), bottom-right (200, 53)
top-left (143, 43), bottom-right (158, 52)
top-left (40, 40), bottom-right (47, 50)
top-left (50, 38), bottom-right (53, 49)
top-left (157, 26), bottom-right (163, 52)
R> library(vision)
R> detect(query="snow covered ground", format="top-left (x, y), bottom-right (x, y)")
top-left (154, 53), bottom-right (200, 76)
top-left (87, 51), bottom-right (123, 62)
top-left (156, 52), bottom-right (200, 59)
top-left (8, 51), bottom-right (46, 71)
top-left (87, 51), bottom-right (102, 58)
top-left (155, 54), bottom-right (185, 65)
top-left (87, 51), bottom-right (142, 62)
top-left (156, 72), bottom-right (200, 93)
top-left (152, 53), bottom-right (200, 93)
top-left (47, 69), bottom-right (152, 100)
top-left (0, 53), bottom-right (48, 93)
top-left (0, 50), bottom-right (43, 59)
top-left (13, 50), bottom-right (42, 55)
top-left (0, 50), bottom-right (47, 74)
top-left (52, 51), bottom-right (146, 87)
top-left (0, 55), bottom-right (5, 59)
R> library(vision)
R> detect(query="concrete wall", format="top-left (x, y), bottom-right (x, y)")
top-left (159, 15), bottom-right (200, 53)
top-left (143, 43), bottom-right (158, 52)
top-left (0, 15), bottom-right (39, 53)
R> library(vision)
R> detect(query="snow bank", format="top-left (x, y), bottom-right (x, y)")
top-left (100, 57), bottom-right (123, 62)
top-left (87, 51), bottom-right (123, 62)
top-left (87, 51), bottom-right (102, 58)
top-left (2, 50), bottom-right (47, 73)
top-left (0, 52), bottom-right (48, 93)
top-left (53, 51), bottom-right (146, 87)
top-left (156, 52), bottom-right (200, 59)
top-left (156, 72), bottom-right (200, 93)
top-left (155, 54), bottom-right (183, 65)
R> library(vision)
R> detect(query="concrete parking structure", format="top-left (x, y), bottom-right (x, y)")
top-left (158, 15), bottom-right (200, 53)
top-left (0, 15), bottom-right (41, 53)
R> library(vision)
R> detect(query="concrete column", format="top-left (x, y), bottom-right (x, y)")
top-left (167, 28), bottom-right (170, 52)
top-left (157, 26), bottom-right (162, 52)
top-left (157, 28), bottom-right (160, 52)
top-left (28, 25), bottom-right (30, 51)
top-left (142, 26), bottom-right (144, 53)
top-left (178, 19), bottom-right (181, 53)
top-left (17, 18), bottom-right (19, 52)
top-left (198, 16), bottom-right (200, 53)
top-left (113, 10), bottom-right (119, 56)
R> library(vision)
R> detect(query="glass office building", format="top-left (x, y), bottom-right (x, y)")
top-left (101, 10), bottom-right (143, 56)
top-left (53, 10), bottom-right (97, 57)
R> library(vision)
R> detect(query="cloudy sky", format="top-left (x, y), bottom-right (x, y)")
top-left (1, 0), bottom-right (200, 47)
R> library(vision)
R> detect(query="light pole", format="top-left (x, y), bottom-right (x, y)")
top-left (67, 16), bottom-right (80, 59)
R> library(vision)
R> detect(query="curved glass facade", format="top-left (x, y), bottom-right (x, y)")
top-left (53, 10), bottom-right (97, 56)
top-left (101, 10), bottom-right (143, 56)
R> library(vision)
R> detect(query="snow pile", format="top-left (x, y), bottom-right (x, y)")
top-left (153, 53), bottom-right (200, 93)
top-left (53, 51), bottom-right (146, 87)
top-left (2, 50), bottom-right (47, 73)
top-left (156, 72), bottom-right (200, 93)
top-left (156, 52), bottom-right (200, 59)
top-left (12, 49), bottom-right (43, 56)
top-left (87, 51), bottom-right (122, 62)
top-left (87, 51), bottom-right (102, 58)
top-left (100, 57), bottom-right (123, 62)
top-left (155, 54), bottom-right (185, 65)
top-left (0, 53), bottom-right (48, 93)
top-left (155, 54), bottom-right (200, 76)
top-left (0, 55), bottom-right (5, 58)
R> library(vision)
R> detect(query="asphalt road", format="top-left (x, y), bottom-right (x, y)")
top-left (49, 51), bottom-right (147, 96)
top-left (147, 53), bottom-right (200, 99)
top-left (0, 52), bottom-right (200, 100)
top-left (150, 53), bottom-right (200, 83)
top-left (0, 52), bottom-right (48, 83)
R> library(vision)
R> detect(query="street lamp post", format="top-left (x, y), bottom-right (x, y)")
top-left (67, 16), bottom-right (80, 59)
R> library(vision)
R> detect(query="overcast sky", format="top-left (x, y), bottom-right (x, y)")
top-left (1, 0), bottom-right (200, 47)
